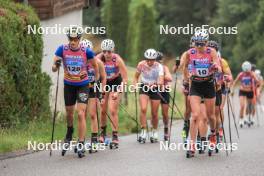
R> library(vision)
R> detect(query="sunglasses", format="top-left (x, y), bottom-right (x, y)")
top-left (195, 42), bottom-right (206, 47)
top-left (103, 50), bottom-right (112, 54)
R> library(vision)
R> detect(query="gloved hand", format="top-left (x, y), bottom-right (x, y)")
top-left (55, 59), bottom-right (62, 67)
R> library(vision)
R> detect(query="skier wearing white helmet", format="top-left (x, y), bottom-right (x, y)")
top-left (96, 39), bottom-right (128, 149)
top-left (81, 39), bottom-right (93, 49)
top-left (182, 28), bottom-right (221, 158)
top-left (133, 48), bottom-right (164, 143)
top-left (231, 61), bottom-right (259, 128)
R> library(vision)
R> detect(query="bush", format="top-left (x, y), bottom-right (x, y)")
top-left (0, 0), bottom-right (51, 127)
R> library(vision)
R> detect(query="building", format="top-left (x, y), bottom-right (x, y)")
top-left (16, 0), bottom-right (101, 20)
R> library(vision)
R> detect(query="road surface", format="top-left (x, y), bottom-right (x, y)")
top-left (1, 95), bottom-right (264, 176)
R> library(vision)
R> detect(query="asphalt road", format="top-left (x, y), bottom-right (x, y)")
top-left (1, 95), bottom-right (264, 176)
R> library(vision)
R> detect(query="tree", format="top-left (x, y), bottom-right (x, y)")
top-left (126, 0), bottom-right (157, 65)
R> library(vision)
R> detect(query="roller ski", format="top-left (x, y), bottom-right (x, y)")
top-left (62, 138), bottom-right (71, 156)
top-left (215, 133), bottom-right (220, 153)
top-left (182, 120), bottom-right (189, 146)
top-left (198, 137), bottom-right (206, 154)
top-left (99, 126), bottom-right (109, 146)
top-left (150, 129), bottom-right (158, 143)
top-left (61, 127), bottom-right (73, 156)
top-left (164, 127), bottom-right (169, 141)
top-left (76, 141), bottom-right (85, 158)
top-left (109, 131), bottom-right (119, 149)
top-left (239, 119), bottom-right (244, 128)
top-left (208, 132), bottom-right (216, 157)
top-left (138, 128), bottom-right (147, 144)
top-left (186, 143), bottom-right (195, 158)
top-left (88, 135), bottom-right (98, 154)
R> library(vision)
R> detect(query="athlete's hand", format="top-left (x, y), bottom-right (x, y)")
top-left (182, 81), bottom-right (189, 95)
top-left (55, 59), bottom-right (61, 67)
top-left (223, 75), bottom-right (232, 82)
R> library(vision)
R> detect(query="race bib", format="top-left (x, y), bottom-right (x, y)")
top-left (196, 68), bottom-right (209, 77)
top-left (67, 65), bottom-right (81, 75)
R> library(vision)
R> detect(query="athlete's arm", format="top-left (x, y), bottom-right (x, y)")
top-left (52, 45), bottom-right (63, 72)
top-left (211, 49), bottom-right (222, 72)
top-left (157, 63), bottom-right (164, 85)
top-left (178, 51), bottom-right (187, 72)
top-left (164, 66), bottom-right (172, 82)
top-left (182, 51), bottom-right (190, 82)
top-left (97, 59), bottom-right (107, 92)
top-left (117, 56), bottom-right (128, 84)
top-left (52, 56), bottom-right (61, 72)
top-left (231, 73), bottom-right (241, 93)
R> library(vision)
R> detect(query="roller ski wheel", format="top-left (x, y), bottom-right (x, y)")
top-left (247, 122), bottom-right (251, 128)
top-left (61, 139), bottom-right (71, 156)
top-left (150, 137), bottom-right (158, 143)
top-left (88, 143), bottom-right (98, 154)
top-left (76, 142), bottom-right (85, 158)
top-left (109, 141), bottom-right (119, 149)
top-left (138, 136), bottom-right (146, 144)
top-left (240, 123), bottom-right (243, 128)
top-left (208, 134), bottom-right (216, 157)
top-left (186, 150), bottom-right (194, 158)
top-left (208, 149), bottom-right (213, 156)
top-left (164, 135), bottom-right (169, 142)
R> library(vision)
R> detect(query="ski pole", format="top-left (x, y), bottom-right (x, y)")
top-left (135, 91), bottom-right (139, 141)
top-left (214, 77), bottom-right (228, 156)
top-left (226, 92), bottom-right (233, 152)
top-left (227, 94), bottom-right (240, 139)
top-left (50, 67), bottom-right (60, 157)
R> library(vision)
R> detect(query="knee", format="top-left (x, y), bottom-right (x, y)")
top-left (109, 109), bottom-right (117, 117)
top-left (192, 112), bottom-right (200, 121)
top-left (141, 108), bottom-right (147, 115)
top-left (78, 110), bottom-right (86, 119)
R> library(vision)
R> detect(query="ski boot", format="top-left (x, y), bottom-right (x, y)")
top-left (186, 143), bottom-right (195, 158)
top-left (99, 126), bottom-right (109, 146)
top-left (164, 127), bottom-right (169, 141)
top-left (198, 137), bottom-right (206, 154)
top-left (76, 140), bottom-right (85, 158)
top-left (150, 129), bottom-right (158, 143)
top-left (215, 133), bottom-right (220, 153)
top-left (239, 119), bottom-right (244, 128)
top-left (219, 128), bottom-right (223, 143)
top-left (109, 131), bottom-right (119, 149)
top-left (182, 120), bottom-right (189, 147)
top-left (89, 133), bottom-right (98, 154)
top-left (61, 127), bottom-right (73, 156)
top-left (138, 128), bottom-right (147, 143)
top-left (208, 132), bottom-right (216, 157)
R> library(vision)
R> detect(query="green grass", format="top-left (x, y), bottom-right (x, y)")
top-left (0, 67), bottom-right (184, 154)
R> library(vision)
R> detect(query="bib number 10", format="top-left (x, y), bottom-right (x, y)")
top-left (196, 68), bottom-right (209, 77)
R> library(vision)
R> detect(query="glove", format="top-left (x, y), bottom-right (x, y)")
top-left (55, 59), bottom-right (61, 67)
